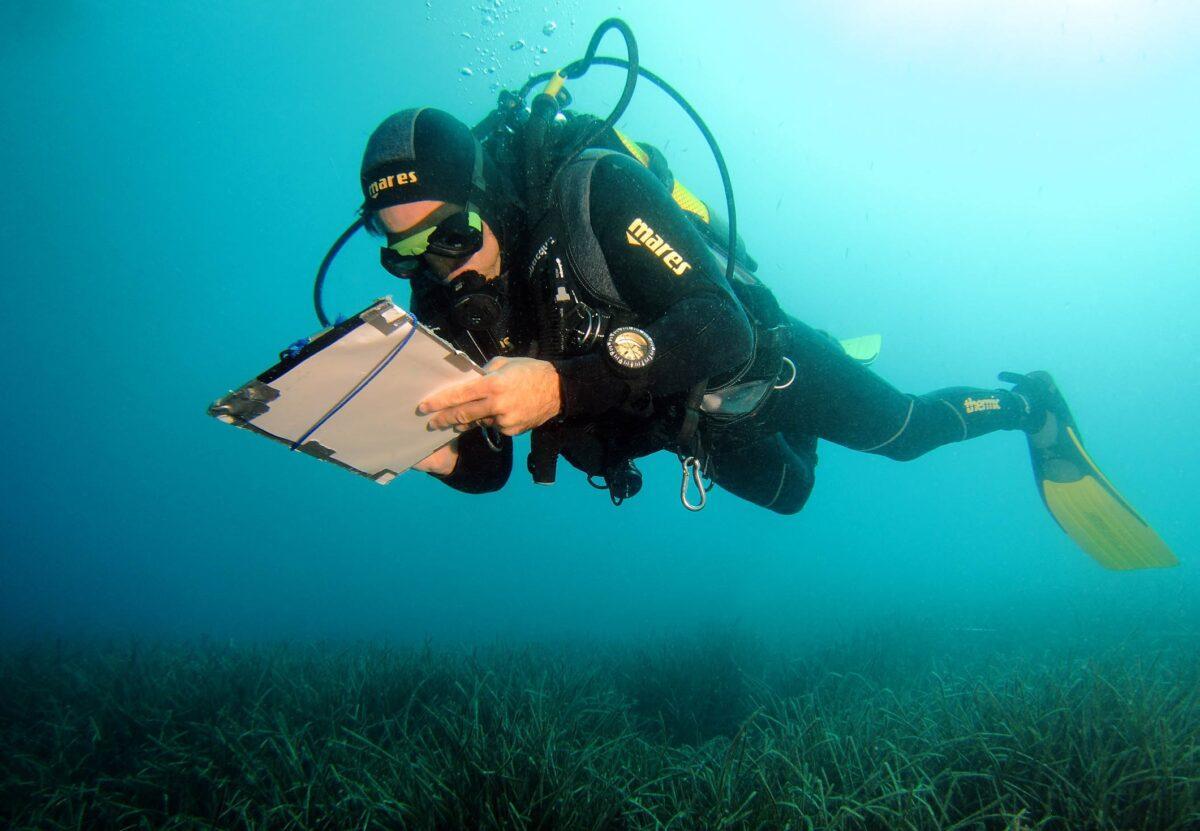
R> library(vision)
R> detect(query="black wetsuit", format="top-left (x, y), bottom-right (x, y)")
top-left (418, 152), bottom-right (1031, 511)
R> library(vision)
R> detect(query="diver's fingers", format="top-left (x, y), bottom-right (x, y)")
top-left (451, 414), bottom-right (493, 433)
top-left (418, 375), bottom-right (494, 414)
top-left (428, 398), bottom-right (495, 431)
top-left (452, 417), bottom-right (494, 433)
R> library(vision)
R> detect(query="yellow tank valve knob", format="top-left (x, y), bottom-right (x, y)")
top-left (543, 71), bottom-right (567, 99)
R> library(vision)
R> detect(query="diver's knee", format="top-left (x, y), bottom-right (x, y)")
top-left (768, 492), bottom-right (809, 515)
top-left (872, 441), bottom-right (925, 462)
top-left (765, 472), bottom-right (814, 515)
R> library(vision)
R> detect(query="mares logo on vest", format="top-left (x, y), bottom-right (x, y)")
top-left (366, 171), bottom-right (419, 200)
top-left (626, 218), bottom-right (693, 277)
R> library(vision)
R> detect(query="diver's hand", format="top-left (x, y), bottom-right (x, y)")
top-left (415, 438), bottom-right (459, 476)
top-left (419, 357), bottom-right (561, 436)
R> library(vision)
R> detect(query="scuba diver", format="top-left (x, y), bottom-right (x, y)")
top-left (316, 21), bottom-right (1176, 571)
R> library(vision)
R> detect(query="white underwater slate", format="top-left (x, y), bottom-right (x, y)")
top-left (210, 298), bottom-right (482, 484)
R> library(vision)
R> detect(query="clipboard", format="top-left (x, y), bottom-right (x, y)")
top-left (208, 297), bottom-right (482, 484)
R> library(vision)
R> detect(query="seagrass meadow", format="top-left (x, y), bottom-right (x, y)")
top-left (2, 624), bottom-right (1198, 830)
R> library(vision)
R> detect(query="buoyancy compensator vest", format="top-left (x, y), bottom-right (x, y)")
top-left (472, 20), bottom-right (796, 507)
top-left (511, 140), bottom-right (796, 507)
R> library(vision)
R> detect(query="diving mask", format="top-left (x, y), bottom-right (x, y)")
top-left (380, 206), bottom-right (484, 278)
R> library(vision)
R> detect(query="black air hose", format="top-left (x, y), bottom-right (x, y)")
top-left (313, 216), bottom-right (364, 327)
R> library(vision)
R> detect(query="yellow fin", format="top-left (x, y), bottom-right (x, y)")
top-left (1012, 370), bottom-right (1178, 570)
top-left (1042, 477), bottom-right (1178, 570)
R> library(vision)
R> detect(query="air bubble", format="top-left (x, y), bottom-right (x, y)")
top-left (543, 21), bottom-right (557, 36)
top-left (461, 67), bottom-right (474, 77)
top-left (510, 39), bottom-right (525, 51)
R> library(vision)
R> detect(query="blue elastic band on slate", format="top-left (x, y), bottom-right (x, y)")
top-left (291, 314), bottom-right (420, 451)
top-left (282, 337), bottom-right (310, 359)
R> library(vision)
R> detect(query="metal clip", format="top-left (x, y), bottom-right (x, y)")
top-left (680, 456), bottom-right (708, 512)
top-left (774, 356), bottom-right (797, 390)
top-left (483, 427), bottom-right (503, 452)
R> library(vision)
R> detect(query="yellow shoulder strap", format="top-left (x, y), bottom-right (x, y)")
top-left (612, 128), bottom-right (711, 224)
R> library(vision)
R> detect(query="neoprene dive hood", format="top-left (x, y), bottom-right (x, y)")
top-left (312, 17), bottom-right (746, 329)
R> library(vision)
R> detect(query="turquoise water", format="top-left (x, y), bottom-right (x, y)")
top-left (2, 0), bottom-right (1197, 646)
